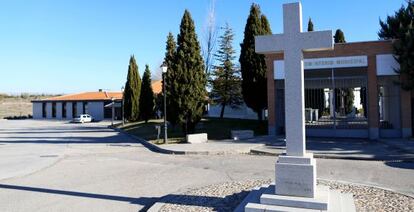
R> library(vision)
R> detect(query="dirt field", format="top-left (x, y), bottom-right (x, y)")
top-left (0, 94), bottom-right (56, 118)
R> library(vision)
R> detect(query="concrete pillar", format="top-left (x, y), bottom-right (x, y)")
top-left (66, 102), bottom-right (73, 119)
top-left (56, 102), bottom-right (62, 119)
top-left (46, 102), bottom-right (52, 119)
top-left (382, 87), bottom-right (390, 122)
top-left (76, 102), bottom-right (83, 116)
top-left (266, 55), bottom-right (276, 136)
top-left (367, 55), bottom-right (379, 140)
top-left (401, 89), bottom-right (412, 138)
top-left (329, 89), bottom-right (334, 117)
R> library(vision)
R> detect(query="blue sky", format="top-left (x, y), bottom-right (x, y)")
top-left (0, 0), bottom-right (405, 94)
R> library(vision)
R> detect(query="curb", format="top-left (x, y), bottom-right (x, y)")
top-left (318, 178), bottom-right (414, 199)
top-left (250, 148), bottom-right (414, 162)
top-left (111, 126), bottom-right (414, 161)
top-left (110, 126), bottom-right (186, 155)
top-left (111, 126), bottom-right (255, 155)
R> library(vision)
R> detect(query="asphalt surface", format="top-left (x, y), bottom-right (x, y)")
top-left (0, 120), bottom-right (413, 212)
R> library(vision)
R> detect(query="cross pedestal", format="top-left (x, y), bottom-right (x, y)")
top-left (240, 2), bottom-right (356, 212)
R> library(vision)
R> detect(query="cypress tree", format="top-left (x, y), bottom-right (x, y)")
top-left (334, 29), bottom-right (346, 43)
top-left (164, 32), bottom-right (179, 127)
top-left (123, 55), bottom-right (141, 122)
top-left (139, 65), bottom-right (155, 123)
top-left (239, 4), bottom-right (272, 120)
top-left (333, 31), bottom-right (354, 114)
top-left (307, 18), bottom-right (314, 31)
top-left (379, 1), bottom-right (414, 89)
top-left (210, 23), bottom-right (243, 118)
top-left (174, 10), bottom-right (207, 134)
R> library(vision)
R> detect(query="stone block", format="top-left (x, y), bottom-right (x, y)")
top-left (241, 183), bottom-right (355, 212)
top-left (231, 130), bottom-right (254, 140)
top-left (277, 153), bottom-right (314, 164)
top-left (186, 133), bottom-right (208, 143)
top-left (261, 186), bottom-right (329, 210)
top-left (275, 155), bottom-right (316, 198)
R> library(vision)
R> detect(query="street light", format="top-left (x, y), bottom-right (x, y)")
top-left (161, 65), bottom-right (168, 144)
top-left (121, 86), bottom-right (125, 126)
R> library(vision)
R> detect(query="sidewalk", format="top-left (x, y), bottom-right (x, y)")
top-left (116, 125), bottom-right (414, 161)
top-left (251, 137), bottom-right (414, 161)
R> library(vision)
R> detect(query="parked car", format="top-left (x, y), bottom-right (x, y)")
top-left (73, 114), bottom-right (93, 123)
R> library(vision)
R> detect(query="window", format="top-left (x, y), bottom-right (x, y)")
top-left (52, 102), bottom-right (56, 118)
top-left (42, 102), bottom-right (46, 118)
top-left (62, 102), bottom-right (67, 118)
top-left (72, 102), bottom-right (77, 118)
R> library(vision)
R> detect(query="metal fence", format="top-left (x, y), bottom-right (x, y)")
top-left (304, 76), bottom-right (368, 129)
top-left (275, 73), bottom-right (369, 132)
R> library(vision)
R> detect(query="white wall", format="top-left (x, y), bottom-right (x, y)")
top-left (32, 101), bottom-right (107, 120)
top-left (376, 54), bottom-right (399, 76)
top-left (66, 102), bottom-right (73, 119)
top-left (56, 102), bottom-right (62, 119)
top-left (76, 102), bottom-right (83, 116)
top-left (32, 102), bottom-right (43, 119)
top-left (88, 102), bottom-right (104, 120)
top-left (46, 102), bottom-right (52, 118)
top-left (207, 103), bottom-right (258, 120)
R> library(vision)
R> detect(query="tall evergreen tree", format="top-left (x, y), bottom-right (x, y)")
top-left (164, 32), bottom-right (179, 127)
top-left (379, 1), bottom-right (414, 89)
top-left (174, 10), bottom-right (207, 134)
top-left (239, 4), bottom-right (272, 120)
top-left (139, 65), bottom-right (155, 123)
top-left (334, 29), bottom-right (346, 43)
top-left (210, 23), bottom-right (243, 118)
top-left (307, 18), bottom-right (314, 31)
top-left (123, 55), bottom-right (141, 122)
top-left (333, 30), bottom-right (354, 114)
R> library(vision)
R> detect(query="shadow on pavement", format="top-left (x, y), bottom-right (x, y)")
top-left (0, 134), bottom-right (138, 144)
top-left (264, 137), bottom-right (414, 163)
top-left (384, 161), bottom-right (414, 169)
top-left (0, 183), bottom-right (246, 211)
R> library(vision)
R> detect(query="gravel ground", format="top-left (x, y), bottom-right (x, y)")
top-left (159, 179), bottom-right (414, 212)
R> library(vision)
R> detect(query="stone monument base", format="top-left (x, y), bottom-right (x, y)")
top-left (235, 183), bottom-right (356, 212)
top-left (275, 153), bottom-right (316, 198)
top-left (234, 153), bottom-right (356, 212)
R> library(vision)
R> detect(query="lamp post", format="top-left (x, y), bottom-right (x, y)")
top-left (161, 65), bottom-right (168, 144)
top-left (121, 86), bottom-right (125, 126)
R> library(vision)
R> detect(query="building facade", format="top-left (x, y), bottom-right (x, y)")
top-left (32, 91), bottom-right (123, 121)
top-left (264, 40), bottom-right (412, 139)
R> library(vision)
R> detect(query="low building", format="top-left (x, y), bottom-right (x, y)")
top-left (32, 81), bottom-right (163, 121)
top-left (262, 40), bottom-right (412, 139)
top-left (32, 91), bottom-right (123, 121)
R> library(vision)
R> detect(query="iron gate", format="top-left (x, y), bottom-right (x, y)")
top-left (274, 69), bottom-right (369, 137)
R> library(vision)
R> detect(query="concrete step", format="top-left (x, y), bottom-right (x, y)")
top-left (245, 202), bottom-right (321, 212)
top-left (340, 193), bottom-right (356, 212)
top-left (327, 189), bottom-right (342, 212)
top-left (260, 186), bottom-right (329, 210)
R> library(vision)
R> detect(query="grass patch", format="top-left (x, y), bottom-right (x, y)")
top-left (120, 117), bottom-right (267, 143)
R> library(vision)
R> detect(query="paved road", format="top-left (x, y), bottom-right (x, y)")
top-left (0, 120), bottom-right (413, 212)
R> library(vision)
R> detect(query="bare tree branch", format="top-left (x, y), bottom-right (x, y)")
top-left (202, 0), bottom-right (218, 80)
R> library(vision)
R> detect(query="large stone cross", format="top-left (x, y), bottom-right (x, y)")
top-left (256, 3), bottom-right (333, 157)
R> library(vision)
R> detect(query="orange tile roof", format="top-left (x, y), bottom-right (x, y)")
top-left (34, 80), bottom-right (162, 102)
top-left (151, 80), bottom-right (162, 94)
top-left (41, 91), bottom-right (123, 101)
